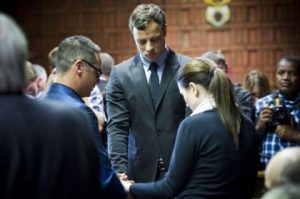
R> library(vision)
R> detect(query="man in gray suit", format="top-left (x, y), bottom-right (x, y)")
top-left (106, 3), bottom-right (191, 183)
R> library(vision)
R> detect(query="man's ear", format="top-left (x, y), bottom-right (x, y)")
top-left (74, 60), bottom-right (84, 75)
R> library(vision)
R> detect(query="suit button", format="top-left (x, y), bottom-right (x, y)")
top-left (157, 131), bottom-right (161, 136)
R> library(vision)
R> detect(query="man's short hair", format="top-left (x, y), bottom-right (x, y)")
top-left (200, 50), bottom-right (228, 72)
top-left (56, 35), bottom-right (101, 74)
top-left (32, 64), bottom-right (47, 80)
top-left (129, 4), bottom-right (166, 33)
top-left (201, 50), bottom-right (226, 63)
top-left (280, 56), bottom-right (300, 73)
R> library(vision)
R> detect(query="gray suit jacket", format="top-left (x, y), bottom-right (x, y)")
top-left (106, 49), bottom-right (191, 182)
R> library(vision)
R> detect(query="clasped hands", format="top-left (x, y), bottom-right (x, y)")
top-left (118, 173), bottom-right (135, 196)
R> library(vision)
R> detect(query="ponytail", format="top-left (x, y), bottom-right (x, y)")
top-left (209, 68), bottom-right (241, 147)
top-left (178, 58), bottom-right (241, 147)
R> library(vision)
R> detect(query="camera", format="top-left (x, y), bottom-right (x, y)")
top-left (269, 96), bottom-right (291, 127)
top-left (272, 104), bottom-right (291, 125)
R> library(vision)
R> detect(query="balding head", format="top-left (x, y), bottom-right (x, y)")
top-left (200, 50), bottom-right (228, 73)
top-left (265, 147), bottom-right (300, 189)
top-left (100, 52), bottom-right (114, 76)
top-left (262, 184), bottom-right (300, 199)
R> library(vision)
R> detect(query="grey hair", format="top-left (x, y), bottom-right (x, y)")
top-left (201, 50), bottom-right (225, 63)
top-left (32, 64), bottom-right (47, 80)
top-left (0, 13), bottom-right (28, 93)
top-left (56, 35), bottom-right (101, 74)
top-left (129, 4), bottom-right (166, 33)
top-left (100, 53), bottom-right (114, 76)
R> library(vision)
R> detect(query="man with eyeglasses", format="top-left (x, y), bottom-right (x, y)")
top-left (42, 35), bottom-right (126, 199)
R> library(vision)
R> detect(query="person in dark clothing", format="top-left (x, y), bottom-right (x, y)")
top-left (122, 58), bottom-right (259, 199)
top-left (106, 3), bottom-right (191, 184)
top-left (0, 12), bottom-right (101, 199)
top-left (42, 35), bottom-right (126, 199)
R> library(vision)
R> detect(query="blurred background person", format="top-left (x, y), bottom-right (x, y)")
top-left (243, 69), bottom-right (271, 103)
top-left (261, 184), bottom-right (300, 199)
top-left (243, 69), bottom-right (271, 121)
top-left (262, 147), bottom-right (300, 199)
top-left (200, 50), bottom-right (254, 121)
top-left (98, 52), bottom-right (115, 92)
top-left (88, 52), bottom-right (115, 147)
top-left (0, 12), bottom-right (101, 199)
top-left (32, 63), bottom-right (48, 98)
top-left (23, 61), bottom-right (39, 98)
top-left (89, 52), bottom-right (115, 119)
top-left (264, 147), bottom-right (300, 190)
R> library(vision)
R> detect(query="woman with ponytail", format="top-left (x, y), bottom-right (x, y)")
top-left (122, 58), bottom-right (259, 199)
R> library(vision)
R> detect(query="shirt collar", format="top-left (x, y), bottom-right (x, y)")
top-left (140, 45), bottom-right (169, 69)
top-left (277, 90), bottom-right (300, 106)
top-left (191, 95), bottom-right (216, 116)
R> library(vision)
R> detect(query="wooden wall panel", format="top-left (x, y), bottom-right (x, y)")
top-left (12, 0), bottom-right (300, 87)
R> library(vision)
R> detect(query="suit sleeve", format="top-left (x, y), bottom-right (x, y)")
top-left (130, 120), bottom-right (195, 198)
top-left (81, 105), bottom-right (126, 199)
top-left (105, 67), bottom-right (130, 174)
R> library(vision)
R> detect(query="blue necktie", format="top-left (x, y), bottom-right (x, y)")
top-left (149, 62), bottom-right (159, 105)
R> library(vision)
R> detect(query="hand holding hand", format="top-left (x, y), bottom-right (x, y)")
top-left (121, 179), bottom-right (134, 192)
top-left (117, 173), bottom-right (129, 181)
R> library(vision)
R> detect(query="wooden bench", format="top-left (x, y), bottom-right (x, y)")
top-left (253, 170), bottom-right (267, 199)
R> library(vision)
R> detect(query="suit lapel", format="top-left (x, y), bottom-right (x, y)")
top-left (130, 55), bottom-right (155, 116)
top-left (155, 50), bottom-right (179, 110)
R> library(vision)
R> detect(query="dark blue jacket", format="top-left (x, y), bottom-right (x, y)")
top-left (131, 111), bottom-right (259, 199)
top-left (43, 83), bottom-right (126, 199)
top-left (0, 94), bottom-right (101, 199)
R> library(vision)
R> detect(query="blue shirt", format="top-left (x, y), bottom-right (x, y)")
top-left (140, 46), bottom-right (169, 84)
top-left (255, 90), bottom-right (300, 167)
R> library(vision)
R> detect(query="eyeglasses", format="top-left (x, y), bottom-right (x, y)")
top-left (76, 59), bottom-right (102, 77)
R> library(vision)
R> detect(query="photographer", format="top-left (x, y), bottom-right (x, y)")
top-left (255, 56), bottom-right (300, 168)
